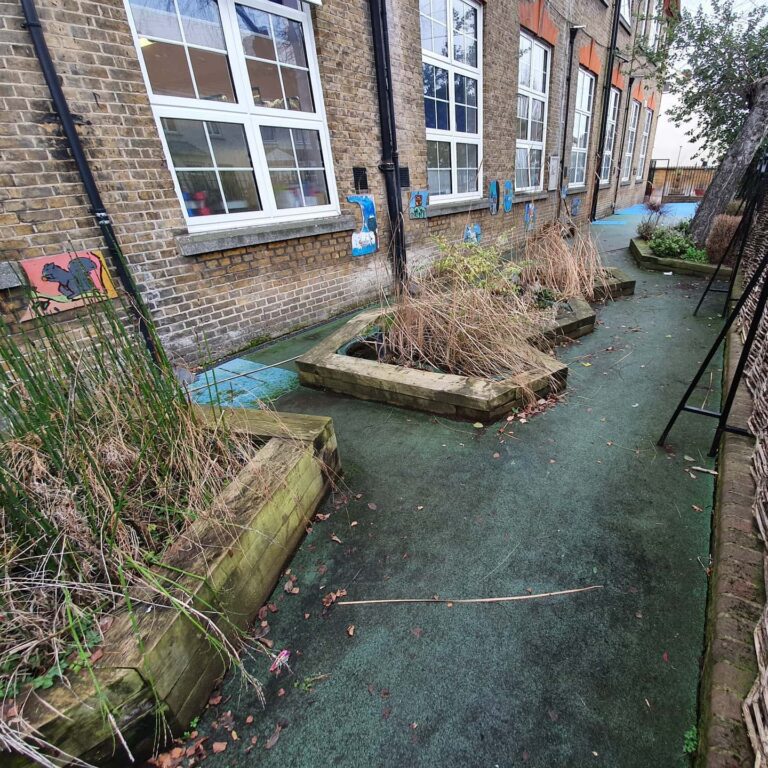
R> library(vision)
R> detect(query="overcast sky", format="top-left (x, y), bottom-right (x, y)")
top-left (651, 0), bottom-right (716, 165)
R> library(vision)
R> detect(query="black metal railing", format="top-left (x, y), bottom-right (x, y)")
top-left (648, 161), bottom-right (717, 202)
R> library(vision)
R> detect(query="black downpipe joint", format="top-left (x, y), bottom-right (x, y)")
top-left (19, 0), bottom-right (162, 365)
top-left (589, 0), bottom-right (622, 221)
top-left (368, 0), bottom-right (407, 287)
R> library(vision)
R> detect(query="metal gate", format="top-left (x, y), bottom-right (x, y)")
top-left (648, 160), bottom-right (717, 203)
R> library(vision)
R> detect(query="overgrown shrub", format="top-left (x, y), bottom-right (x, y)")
top-left (725, 199), bottom-right (744, 216)
top-left (637, 218), bottom-right (659, 240)
top-left (674, 218), bottom-right (693, 236)
top-left (705, 214), bottom-right (742, 265)
top-left (0, 296), bottom-right (267, 765)
top-left (649, 226), bottom-right (708, 263)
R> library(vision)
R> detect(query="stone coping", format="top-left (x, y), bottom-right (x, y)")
top-left (630, 237), bottom-right (734, 279)
top-left (10, 408), bottom-right (338, 768)
top-left (296, 307), bottom-right (573, 422)
top-left (697, 299), bottom-right (762, 767)
top-left (595, 267), bottom-right (636, 301)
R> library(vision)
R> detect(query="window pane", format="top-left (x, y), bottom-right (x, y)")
top-left (273, 15), bottom-right (308, 67)
top-left (162, 117), bottom-right (212, 167)
top-left (300, 170), bottom-right (329, 205)
top-left (454, 73), bottom-right (465, 104)
top-left (457, 169), bottom-right (469, 193)
top-left (437, 140), bottom-right (451, 167)
top-left (189, 48), bottom-right (236, 102)
top-left (515, 147), bottom-right (529, 189)
top-left (427, 169), bottom-right (441, 191)
top-left (142, 41), bottom-right (195, 98)
top-left (466, 106), bottom-right (477, 133)
top-left (438, 170), bottom-right (452, 194)
top-left (293, 129), bottom-right (324, 167)
top-left (282, 67), bottom-right (314, 112)
top-left (424, 100), bottom-right (437, 129)
top-left (423, 63), bottom-right (435, 98)
top-left (517, 95), bottom-right (529, 140)
top-left (432, 0), bottom-right (447, 25)
top-left (427, 141), bottom-right (438, 168)
top-left (518, 36), bottom-right (532, 87)
top-left (270, 170), bottom-right (303, 208)
top-left (220, 170), bottom-right (261, 212)
top-left (247, 59), bottom-right (284, 108)
top-left (207, 122), bottom-right (251, 167)
top-left (456, 105), bottom-right (466, 133)
top-left (261, 126), bottom-right (295, 167)
top-left (434, 66), bottom-right (449, 100)
top-left (456, 142), bottom-right (467, 167)
top-left (530, 149), bottom-right (542, 187)
top-left (177, 171), bottom-right (226, 215)
top-left (268, 0), bottom-right (301, 8)
top-left (568, 151), bottom-right (578, 184)
top-left (465, 77), bottom-right (477, 106)
top-left (531, 98), bottom-right (544, 141)
top-left (420, 16), bottom-right (432, 51)
top-left (436, 100), bottom-right (449, 130)
top-left (532, 44), bottom-right (548, 93)
top-left (178, 0), bottom-right (226, 49)
top-left (237, 6), bottom-right (275, 59)
top-left (129, 0), bottom-right (182, 41)
top-left (460, 143), bottom-right (477, 168)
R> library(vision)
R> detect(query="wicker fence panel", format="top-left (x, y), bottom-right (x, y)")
top-left (738, 195), bottom-right (768, 765)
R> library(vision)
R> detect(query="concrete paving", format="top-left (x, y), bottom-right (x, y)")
top-left (194, 204), bottom-right (723, 766)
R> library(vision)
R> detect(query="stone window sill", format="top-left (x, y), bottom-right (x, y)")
top-left (567, 186), bottom-right (588, 195)
top-left (426, 197), bottom-right (488, 218)
top-left (176, 214), bottom-right (357, 257)
top-left (513, 191), bottom-right (550, 204)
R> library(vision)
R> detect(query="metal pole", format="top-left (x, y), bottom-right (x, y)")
top-left (657, 248), bottom-right (768, 447)
top-left (557, 27), bottom-right (580, 220)
top-left (369, 0), bottom-right (407, 288)
top-left (19, 0), bottom-right (163, 365)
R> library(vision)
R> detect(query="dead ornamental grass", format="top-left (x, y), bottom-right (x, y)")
top-left (520, 223), bottom-right (610, 302)
top-left (706, 214), bottom-right (742, 265)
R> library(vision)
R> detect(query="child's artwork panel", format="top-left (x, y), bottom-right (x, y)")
top-left (19, 250), bottom-right (118, 322)
top-left (409, 190), bottom-right (429, 219)
top-left (347, 194), bottom-right (379, 257)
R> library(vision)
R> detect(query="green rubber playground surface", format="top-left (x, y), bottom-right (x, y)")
top-left (189, 206), bottom-right (720, 767)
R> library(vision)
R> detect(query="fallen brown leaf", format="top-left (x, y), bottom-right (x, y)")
top-left (330, 533), bottom-right (343, 544)
top-left (212, 742), bottom-right (227, 754)
top-left (346, 624), bottom-right (355, 637)
top-left (264, 722), bottom-right (286, 750)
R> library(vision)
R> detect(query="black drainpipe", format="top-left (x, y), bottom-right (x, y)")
top-left (368, 0), bottom-right (407, 287)
top-left (19, 0), bottom-right (163, 365)
top-left (589, 0), bottom-right (622, 221)
top-left (557, 26), bottom-right (582, 219)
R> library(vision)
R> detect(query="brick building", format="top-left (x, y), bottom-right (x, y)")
top-left (0, 0), bottom-right (673, 363)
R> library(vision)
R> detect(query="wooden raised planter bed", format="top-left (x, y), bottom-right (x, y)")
top-left (9, 407), bottom-right (339, 768)
top-left (630, 237), bottom-right (733, 279)
top-left (297, 309), bottom-right (567, 422)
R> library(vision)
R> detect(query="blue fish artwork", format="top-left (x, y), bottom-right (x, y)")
top-left (347, 194), bottom-right (378, 257)
top-left (488, 180), bottom-right (499, 215)
top-left (503, 180), bottom-right (513, 213)
top-left (464, 223), bottom-right (481, 243)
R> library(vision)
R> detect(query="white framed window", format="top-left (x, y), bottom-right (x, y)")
top-left (568, 69), bottom-right (595, 187)
top-left (421, 0), bottom-right (483, 201)
top-left (124, 0), bottom-right (339, 233)
top-left (516, 31), bottom-right (550, 193)
top-left (600, 87), bottom-right (620, 183)
top-left (620, 0), bottom-right (632, 26)
top-left (636, 107), bottom-right (653, 180)
top-left (622, 99), bottom-right (641, 182)
top-left (644, 0), bottom-right (660, 51)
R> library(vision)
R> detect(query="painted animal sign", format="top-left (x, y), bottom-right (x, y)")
top-left (524, 202), bottom-right (537, 232)
top-left (488, 180), bottom-right (499, 215)
top-left (409, 189), bottom-right (429, 219)
top-left (464, 223), bottom-right (481, 243)
top-left (347, 194), bottom-right (378, 257)
top-left (503, 180), bottom-right (514, 213)
top-left (20, 250), bottom-right (117, 322)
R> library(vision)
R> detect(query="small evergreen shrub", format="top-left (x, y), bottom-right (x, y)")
top-left (674, 218), bottom-right (693, 236)
top-left (649, 227), bottom-right (708, 264)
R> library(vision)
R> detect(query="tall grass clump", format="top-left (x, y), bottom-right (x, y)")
top-left (0, 296), bottom-right (263, 766)
top-left (521, 223), bottom-right (609, 301)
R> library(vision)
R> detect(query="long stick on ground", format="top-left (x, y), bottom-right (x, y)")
top-left (337, 585), bottom-right (603, 607)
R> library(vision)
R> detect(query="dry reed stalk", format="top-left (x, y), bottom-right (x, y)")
top-left (521, 222), bottom-right (609, 301)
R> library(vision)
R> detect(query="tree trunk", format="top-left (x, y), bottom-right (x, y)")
top-left (690, 77), bottom-right (768, 247)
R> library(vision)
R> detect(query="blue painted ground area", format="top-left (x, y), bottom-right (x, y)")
top-left (593, 201), bottom-right (698, 226)
top-left (191, 357), bottom-right (299, 407)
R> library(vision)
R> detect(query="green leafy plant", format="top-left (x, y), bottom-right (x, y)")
top-left (674, 218), bottom-right (693, 236)
top-left (681, 245), bottom-right (708, 263)
top-left (683, 725), bottom-right (698, 755)
top-left (649, 228), bottom-right (693, 259)
top-left (0, 290), bottom-right (268, 765)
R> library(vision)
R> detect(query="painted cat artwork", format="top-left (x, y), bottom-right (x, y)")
top-left (503, 180), bottom-right (514, 213)
top-left (347, 194), bottom-right (379, 257)
top-left (409, 189), bottom-right (429, 219)
top-left (464, 223), bottom-right (481, 243)
top-left (488, 180), bottom-right (499, 215)
top-left (20, 250), bottom-right (118, 322)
